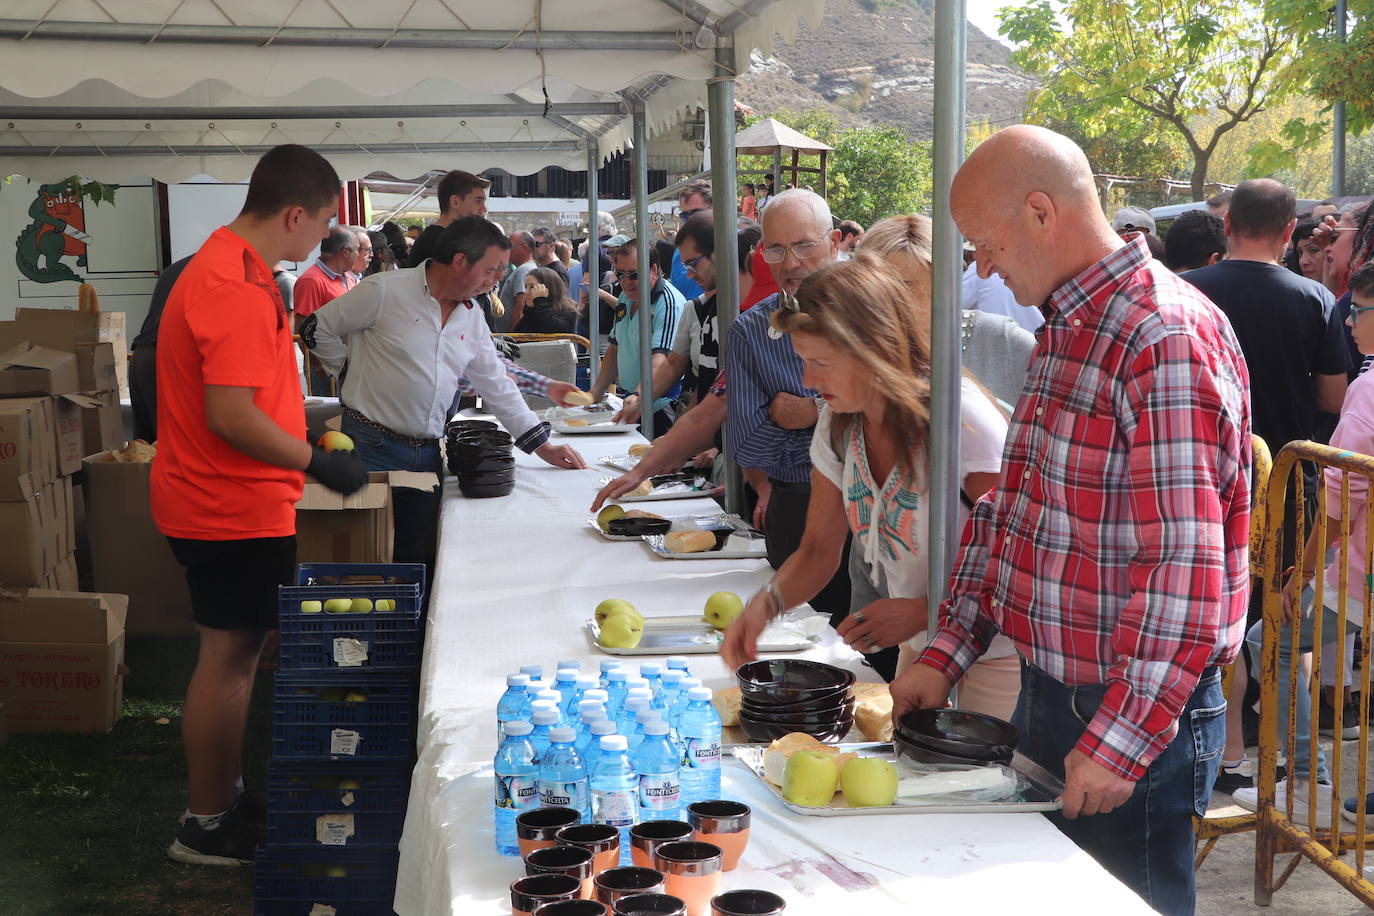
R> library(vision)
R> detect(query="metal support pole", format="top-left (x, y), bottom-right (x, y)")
top-left (1335, 0), bottom-right (1348, 197)
top-left (587, 144), bottom-right (601, 382)
top-left (772, 148), bottom-right (782, 199)
top-left (633, 106), bottom-right (656, 442)
top-left (928, 0), bottom-right (967, 635)
top-left (708, 43), bottom-right (743, 515)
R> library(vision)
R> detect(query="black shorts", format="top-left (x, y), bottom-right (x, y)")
top-left (166, 535), bottom-right (297, 631)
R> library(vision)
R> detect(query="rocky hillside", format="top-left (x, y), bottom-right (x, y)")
top-left (737, 0), bottom-right (1035, 140)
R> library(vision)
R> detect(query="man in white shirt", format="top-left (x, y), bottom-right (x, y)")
top-left (302, 216), bottom-right (586, 569)
top-left (961, 260), bottom-right (1044, 334)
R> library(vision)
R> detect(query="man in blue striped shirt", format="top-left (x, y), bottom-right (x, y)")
top-left (590, 243), bottom-right (686, 434)
top-left (724, 189), bottom-right (853, 620)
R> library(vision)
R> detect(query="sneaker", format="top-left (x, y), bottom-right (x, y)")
top-left (1343, 792), bottom-right (1374, 824)
top-left (1212, 758), bottom-right (1255, 794)
top-left (167, 800), bottom-right (259, 866)
top-left (1233, 778), bottom-right (1336, 826)
top-left (177, 788), bottom-right (265, 826)
top-left (1318, 696), bottom-right (1360, 739)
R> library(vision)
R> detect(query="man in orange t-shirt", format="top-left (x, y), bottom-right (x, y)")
top-left (152, 144), bottom-right (366, 867)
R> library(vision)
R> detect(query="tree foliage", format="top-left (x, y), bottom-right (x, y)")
top-left (1269, 1), bottom-right (1374, 134)
top-left (739, 108), bottom-right (933, 225)
top-left (1000, 0), bottom-right (1302, 198)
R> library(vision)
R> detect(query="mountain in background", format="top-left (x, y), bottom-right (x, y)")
top-left (737, 0), bottom-right (1035, 139)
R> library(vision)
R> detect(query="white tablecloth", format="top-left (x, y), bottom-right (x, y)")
top-left (394, 427), bottom-right (1156, 916)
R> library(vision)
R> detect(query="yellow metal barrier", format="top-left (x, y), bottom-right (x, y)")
top-left (1254, 441), bottom-right (1374, 907)
top-left (1193, 435), bottom-right (1274, 867)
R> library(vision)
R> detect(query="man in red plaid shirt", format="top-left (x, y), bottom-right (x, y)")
top-left (893, 126), bottom-right (1251, 915)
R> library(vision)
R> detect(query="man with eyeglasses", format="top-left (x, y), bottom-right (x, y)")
top-left (293, 224), bottom-right (358, 394)
top-left (669, 180), bottom-right (711, 300)
top-left (723, 188), bottom-right (851, 618)
top-left (588, 242), bottom-right (687, 435)
top-left (499, 230), bottom-right (538, 331)
top-left (347, 226), bottom-right (372, 283)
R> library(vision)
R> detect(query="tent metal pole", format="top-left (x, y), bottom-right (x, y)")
top-left (633, 105), bottom-right (655, 443)
top-left (587, 144), bottom-right (601, 382)
top-left (928, 0), bottom-right (967, 637)
top-left (1334, 0), bottom-right (1347, 197)
top-left (5, 102), bottom-right (626, 121)
top-left (708, 42), bottom-right (743, 516)
top-left (8, 141), bottom-right (582, 157)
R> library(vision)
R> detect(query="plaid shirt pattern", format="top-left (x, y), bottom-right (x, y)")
top-left (919, 237), bottom-right (1252, 780)
top-left (455, 356), bottom-right (551, 399)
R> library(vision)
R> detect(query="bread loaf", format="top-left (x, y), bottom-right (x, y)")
top-left (564, 418), bottom-right (589, 427)
top-left (665, 529), bottom-right (716, 553)
top-left (629, 443), bottom-right (652, 458)
top-left (711, 686), bottom-right (741, 726)
top-left (852, 683), bottom-right (894, 742)
top-left (563, 389), bottom-right (595, 407)
top-left (623, 509), bottom-right (665, 520)
top-left (629, 479), bottom-right (654, 497)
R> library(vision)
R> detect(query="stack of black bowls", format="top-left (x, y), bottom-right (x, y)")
top-left (445, 419), bottom-right (516, 498)
top-left (891, 707), bottom-right (1016, 769)
top-left (734, 659), bottom-right (856, 742)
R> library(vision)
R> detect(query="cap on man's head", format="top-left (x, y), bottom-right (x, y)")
top-left (604, 233), bottom-right (631, 249)
top-left (1112, 206), bottom-right (1156, 236)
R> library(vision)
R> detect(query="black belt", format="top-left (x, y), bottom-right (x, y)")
top-left (343, 406), bottom-right (434, 448)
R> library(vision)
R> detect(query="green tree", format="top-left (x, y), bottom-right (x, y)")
top-left (1269, 1), bottom-right (1374, 134)
top-left (1001, 0), bottom-right (1301, 199)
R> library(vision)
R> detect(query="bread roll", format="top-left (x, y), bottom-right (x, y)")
top-left (712, 686), bottom-right (741, 727)
top-left (623, 509), bottom-right (665, 520)
top-left (563, 389), bottom-right (595, 406)
top-left (628, 443), bottom-right (652, 458)
top-left (854, 690), bottom-right (894, 743)
top-left (629, 480), bottom-right (654, 497)
top-left (564, 418), bottom-right (589, 427)
top-left (665, 529), bottom-right (715, 553)
top-left (761, 733), bottom-right (857, 786)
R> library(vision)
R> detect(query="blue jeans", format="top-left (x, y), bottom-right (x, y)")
top-left (340, 414), bottom-right (442, 573)
top-left (1244, 584), bottom-right (1359, 783)
top-left (1012, 663), bottom-right (1225, 916)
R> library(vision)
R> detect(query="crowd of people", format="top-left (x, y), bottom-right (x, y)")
top-left (132, 126), bottom-right (1374, 916)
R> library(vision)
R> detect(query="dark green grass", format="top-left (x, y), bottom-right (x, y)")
top-left (0, 635), bottom-right (272, 915)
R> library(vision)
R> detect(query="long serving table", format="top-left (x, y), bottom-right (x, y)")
top-left (393, 427), bottom-right (1157, 916)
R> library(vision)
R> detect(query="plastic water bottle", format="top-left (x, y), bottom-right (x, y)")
top-left (554, 668), bottom-right (579, 702)
top-left (493, 720), bottom-right (540, 855)
top-left (521, 664), bottom-right (544, 687)
top-left (665, 656), bottom-right (691, 677)
top-left (631, 706), bottom-right (660, 751)
top-left (605, 669), bottom-right (630, 719)
top-left (580, 717), bottom-right (619, 761)
top-left (584, 688), bottom-right (609, 709)
top-left (633, 718), bottom-right (683, 822)
top-left (669, 677), bottom-right (703, 736)
top-left (577, 705), bottom-right (608, 748)
top-left (599, 660), bottom-right (624, 688)
top-left (658, 670), bottom-right (685, 713)
top-left (539, 727), bottom-right (590, 820)
top-left (591, 734), bottom-right (640, 866)
top-left (567, 675), bottom-right (599, 720)
top-left (497, 673), bottom-right (532, 741)
top-left (530, 707), bottom-right (559, 758)
top-left (677, 687), bottom-right (722, 806)
top-left (617, 695), bottom-right (650, 740)
top-left (638, 663), bottom-right (664, 699)
top-left (626, 677), bottom-right (650, 698)
top-left (557, 659), bottom-right (581, 674)
top-left (536, 688), bottom-right (565, 724)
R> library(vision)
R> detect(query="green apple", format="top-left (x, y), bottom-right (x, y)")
top-left (595, 599), bottom-right (642, 627)
top-left (349, 598), bottom-right (373, 613)
top-left (300, 600), bottom-right (323, 614)
top-left (324, 598), bottom-right (352, 614)
top-left (703, 591), bottom-right (744, 630)
top-left (318, 430), bottom-right (355, 453)
top-left (782, 750), bottom-right (840, 807)
top-left (323, 865), bottom-right (348, 878)
top-left (344, 690), bottom-right (368, 703)
top-left (838, 756), bottom-right (898, 807)
top-left (598, 614), bottom-right (644, 649)
top-left (597, 504), bottom-right (626, 533)
top-left (337, 778), bottom-right (362, 791)
top-left (374, 598), bottom-right (396, 612)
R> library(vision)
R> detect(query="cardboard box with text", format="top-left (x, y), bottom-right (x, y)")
top-left (295, 471), bottom-right (437, 564)
top-left (0, 397), bottom-right (56, 499)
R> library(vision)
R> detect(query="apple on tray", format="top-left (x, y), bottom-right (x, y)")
top-left (703, 591), bottom-right (743, 630)
top-left (839, 757), bottom-right (899, 807)
top-left (782, 749), bottom-right (840, 807)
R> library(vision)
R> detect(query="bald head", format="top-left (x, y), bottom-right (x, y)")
top-left (951, 125), bottom-right (1121, 307)
top-left (759, 188), bottom-right (839, 294)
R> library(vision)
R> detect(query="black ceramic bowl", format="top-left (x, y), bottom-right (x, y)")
top-left (446, 418), bottom-right (498, 434)
top-left (892, 733), bottom-right (1005, 770)
top-left (735, 659), bottom-right (856, 705)
top-left (741, 689), bottom-right (855, 714)
top-left (449, 443), bottom-right (513, 463)
top-left (607, 517), bottom-right (673, 537)
top-left (737, 711), bottom-right (853, 743)
top-left (894, 708), bottom-right (1017, 765)
top-left (460, 480), bottom-right (515, 499)
top-left (739, 698), bottom-right (854, 726)
top-left (452, 454), bottom-right (516, 473)
top-left (458, 472), bottom-right (516, 488)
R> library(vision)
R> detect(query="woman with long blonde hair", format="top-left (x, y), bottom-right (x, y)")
top-left (721, 253), bottom-right (1020, 719)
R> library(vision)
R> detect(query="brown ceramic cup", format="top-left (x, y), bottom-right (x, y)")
top-left (532, 901), bottom-right (611, 916)
top-left (517, 806), bottom-right (582, 859)
top-left (613, 893), bottom-right (688, 916)
top-left (525, 845), bottom-right (597, 900)
top-left (686, 801), bottom-right (750, 871)
top-left (628, 820), bottom-right (694, 869)
top-left (510, 873), bottom-right (582, 916)
top-left (651, 842), bottom-right (723, 916)
top-left (556, 823), bottom-right (622, 876)
top-left (592, 866), bottom-right (667, 906)
top-left (709, 890), bottom-right (787, 916)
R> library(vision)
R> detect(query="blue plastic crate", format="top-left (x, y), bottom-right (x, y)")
top-left (272, 673), bottom-right (416, 762)
top-left (265, 760), bottom-right (410, 849)
top-left (254, 846), bottom-right (399, 915)
top-left (278, 563), bottom-right (425, 672)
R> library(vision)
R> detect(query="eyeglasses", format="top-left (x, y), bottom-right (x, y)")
top-left (614, 270), bottom-right (640, 281)
top-left (1352, 304), bottom-right (1374, 322)
top-left (761, 234), bottom-right (829, 264)
top-left (680, 208), bottom-right (703, 220)
top-left (683, 253), bottom-right (710, 270)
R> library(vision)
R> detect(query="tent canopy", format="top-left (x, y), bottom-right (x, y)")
top-left (734, 117), bottom-right (833, 155)
top-left (0, 0), bottom-right (824, 183)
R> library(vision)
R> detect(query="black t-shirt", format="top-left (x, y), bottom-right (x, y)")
top-left (692, 292), bottom-right (720, 403)
top-left (1186, 259), bottom-right (1351, 452)
top-left (409, 224), bottom-right (445, 266)
top-left (132, 255), bottom-right (194, 350)
top-left (515, 298), bottom-right (579, 335)
top-left (539, 259), bottom-right (570, 285)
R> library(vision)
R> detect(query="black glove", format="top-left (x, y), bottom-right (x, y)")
top-left (307, 447), bottom-right (368, 495)
top-left (493, 336), bottom-right (521, 360)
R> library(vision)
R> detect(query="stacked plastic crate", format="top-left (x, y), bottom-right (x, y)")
top-left (254, 563), bottom-right (425, 916)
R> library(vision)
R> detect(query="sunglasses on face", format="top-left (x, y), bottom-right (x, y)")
top-left (614, 270), bottom-right (640, 281)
